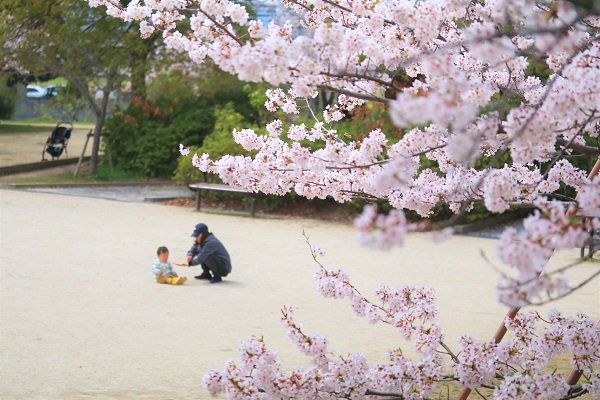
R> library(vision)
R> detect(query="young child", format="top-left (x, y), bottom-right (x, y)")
top-left (153, 246), bottom-right (188, 285)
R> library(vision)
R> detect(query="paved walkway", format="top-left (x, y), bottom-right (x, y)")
top-left (10, 183), bottom-right (192, 203)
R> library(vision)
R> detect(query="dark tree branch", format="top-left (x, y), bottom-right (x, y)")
top-left (556, 138), bottom-right (600, 155)
top-left (316, 85), bottom-right (388, 104)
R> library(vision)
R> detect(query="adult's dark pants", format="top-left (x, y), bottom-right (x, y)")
top-left (201, 257), bottom-right (230, 278)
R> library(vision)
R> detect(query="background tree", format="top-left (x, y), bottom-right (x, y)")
top-left (89, 0), bottom-right (600, 398)
top-left (0, 0), bottom-right (159, 174)
top-left (0, 75), bottom-right (18, 119)
top-left (105, 63), bottom-right (260, 177)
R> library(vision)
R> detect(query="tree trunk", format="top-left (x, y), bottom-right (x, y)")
top-left (130, 54), bottom-right (147, 104)
top-left (129, 36), bottom-right (155, 103)
top-left (89, 74), bottom-right (115, 175)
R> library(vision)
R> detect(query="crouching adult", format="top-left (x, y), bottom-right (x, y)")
top-left (187, 223), bottom-right (232, 284)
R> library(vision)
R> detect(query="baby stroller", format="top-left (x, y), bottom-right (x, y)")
top-left (42, 122), bottom-right (72, 161)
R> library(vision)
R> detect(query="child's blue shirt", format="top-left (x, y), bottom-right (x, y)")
top-left (152, 259), bottom-right (176, 279)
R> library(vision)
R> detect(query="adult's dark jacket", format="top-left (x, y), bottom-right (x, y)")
top-left (187, 233), bottom-right (232, 275)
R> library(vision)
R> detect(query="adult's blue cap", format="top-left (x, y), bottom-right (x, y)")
top-left (191, 223), bottom-right (208, 237)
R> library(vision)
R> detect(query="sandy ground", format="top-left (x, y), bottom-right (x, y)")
top-left (1, 187), bottom-right (598, 399)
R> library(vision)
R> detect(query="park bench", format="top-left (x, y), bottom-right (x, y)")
top-left (578, 206), bottom-right (600, 259)
top-left (186, 173), bottom-right (258, 216)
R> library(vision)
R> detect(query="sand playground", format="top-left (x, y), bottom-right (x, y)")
top-left (1, 186), bottom-right (598, 399)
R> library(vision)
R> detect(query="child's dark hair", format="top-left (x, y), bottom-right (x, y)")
top-left (157, 246), bottom-right (169, 255)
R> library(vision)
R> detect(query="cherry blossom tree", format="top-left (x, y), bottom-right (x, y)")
top-left (88, 0), bottom-right (599, 398)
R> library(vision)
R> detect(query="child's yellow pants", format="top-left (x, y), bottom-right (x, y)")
top-left (156, 276), bottom-right (187, 285)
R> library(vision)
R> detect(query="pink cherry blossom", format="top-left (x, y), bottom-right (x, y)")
top-left (178, 143), bottom-right (189, 156)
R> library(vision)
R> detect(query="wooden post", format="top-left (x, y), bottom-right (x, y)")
top-left (74, 130), bottom-right (93, 177)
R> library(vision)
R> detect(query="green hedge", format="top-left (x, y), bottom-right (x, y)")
top-left (103, 70), bottom-right (257, 178)
top-left (0, 77), bottom-right (18, 119)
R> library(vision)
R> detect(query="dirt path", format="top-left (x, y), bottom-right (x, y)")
top-left (0, 124), bottom-right (94, 167)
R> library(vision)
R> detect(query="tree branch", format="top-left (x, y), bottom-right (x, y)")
top-left (321, 71), bottom-right (396, 91)
top-left (316, 85), bottom-right (388, 104)
top-left (563, 384), bottom-right (589, 399)
top-left (364, 389), bottom-right (406, 399)
top-left (556, 138), bottom-right (600, 155)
